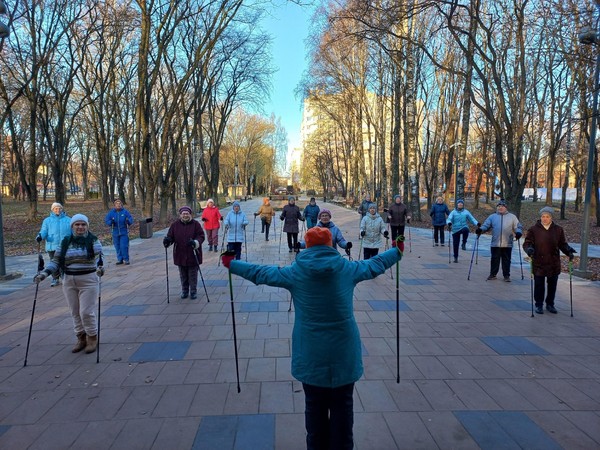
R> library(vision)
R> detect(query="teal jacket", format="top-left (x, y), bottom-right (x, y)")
top-left (229, 246), bottom-right (402, 388)
top-left (39, 211), bottom-right (72, 252)
top-left (447, 208), bottom-right (478, 234)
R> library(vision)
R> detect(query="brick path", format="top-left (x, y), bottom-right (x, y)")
top-left (0, 199), bottom-right (599, 449)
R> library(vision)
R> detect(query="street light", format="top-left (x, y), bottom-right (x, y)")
top-left (574, 17), bottom-right (600, 279)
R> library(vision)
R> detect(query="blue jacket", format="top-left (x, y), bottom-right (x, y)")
top-left (303, 204), bottom-right (320, 228)
top-left (447, 208), bottom-right (478, 234)
top-left (360, 213), bottom-right (387, 249)
top-left (224, 203), bottom-right (249, 243)
top-left (430, 203), bottom-right (450, 227)
top-left (39, 211), bottom-right (72, 252)
top-left (104, 208), bottom-right (133, 236)
top-left (480, 211), bottom-right (523, 248)
top-left (229, 245), bottom-right (402, 388)
top-left (317, 220), bottom-right (349, 250)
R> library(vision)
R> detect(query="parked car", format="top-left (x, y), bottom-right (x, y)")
top-left (275, 187), bottom-right (288, 195)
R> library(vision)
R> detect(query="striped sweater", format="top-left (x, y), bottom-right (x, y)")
top-left (45, 233), bottom-right (103, 276)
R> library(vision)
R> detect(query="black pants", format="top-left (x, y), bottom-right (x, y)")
top-left (262, 218), bottom-right (271, 240)
top-left (286, 232), bottom-right (298, 250)
top-left (363, 247), bottom-right (379, 260)
top-left (178, 265), bottom-right (198, 295)
top-left (227, 242), bottom-right (243, 260)
top-left (534, 274), bottom-right (559, 307)
top-left (303, 383), bottom-right (354, 450)
top-left (433, 225), bottom-right (445, 244)
top-left (452, 228), bottom-right (469, 258)
top-left (490, 247), bottom-right (512, 277)
top-left (390, 225), bottom-right (405, 242)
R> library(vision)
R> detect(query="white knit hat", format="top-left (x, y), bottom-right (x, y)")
top-left (51, 202), bottom-right (63, 210)
top-left (70, 214), bottom-right (89, 227)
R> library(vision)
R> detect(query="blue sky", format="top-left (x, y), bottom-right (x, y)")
top-left (261, 3), bottom-right (312, 152)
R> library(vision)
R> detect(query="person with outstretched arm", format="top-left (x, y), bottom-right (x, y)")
top-left (221, 227), bottom-right (404, 450)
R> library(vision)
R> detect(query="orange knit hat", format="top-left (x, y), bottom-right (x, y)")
top-left (305, 227), bottom-right (332, 248)
top-left (263, 197), bottom-right (270, 205)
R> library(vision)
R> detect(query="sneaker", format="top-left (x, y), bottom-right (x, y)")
top-left (116, 261), bottom-right (124, 265)
top-left (535, 306), bottom-right (544, 314)
top-left (546, 305), bottom-right (557, 314)
top-left (504, 276), bottom-right (511, 282)
top-left (486, 275), bottom-right (497, 280)
top-left (461, 243), bottom-right (466, 251)
top-left (209, 245), bottom-right (213, 251)
top-left (124, 261), bottom-right (130, 265)
top-left (453, 257), bottom-right (458, 263)
top-left (50, 278), bottom-right (60, 287)
top-left (180, 292), bottom-right (189, 299)
top-left (435, 243), bottom-right (439, 247)
top-left (289, 248), bottom-right (293, 253)
top-left (214, 247), bottom-right (218, 253)
top-left (190, 293), bottom-right (197, 300)
top-left (440, 244), bottom-right (444, 247)
top-left (266, 238), bottom-right (269, 241)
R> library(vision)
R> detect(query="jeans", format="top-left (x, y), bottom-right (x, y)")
top-left (227, 242), bottom-right (243, 260)
top-left (303, 383), bottom-right (354, 450)
top-left (490, 247), bottom-right (513, 277)
top-left (534, 274), bottom-right (559, 307)
top-left (112, 233), bottom-right (130, 262)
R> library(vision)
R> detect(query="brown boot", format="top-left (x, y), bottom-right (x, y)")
top-left (84, 335), bottom-right (97, 354)
top-left (72, 332), bottom-right (87, 353)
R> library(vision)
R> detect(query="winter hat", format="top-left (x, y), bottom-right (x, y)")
top-left (456, 199), bottom-right (464, 207)
top-left (394, 194), bottom-right (402, 201)
top-left (263, 197), bottom-right (269, 205)
top-left (305, 227), bottom-right (332, 248)
top-left (539, 206), bottom-right (554, 217)
top-left (207, 198), bottom-right (214, 205)
top-left (368, 202), bottom-right (377, 211)
top-left (70, 214), bottom-right (89, 227)
top-left (51, 202), bottom-right (63, 210)
top-left (288, 196), bottom-right (295, 202)
top-left (318, 209), bottom-right (332, 219)
top-left (497, 199), bottom-right (507, 207)
top-left (113, 199), bottom-right (122, 204)
top-left (310, 197), bottom-right (316, 202)
top-left (178, 206), bottom-right (193, 215)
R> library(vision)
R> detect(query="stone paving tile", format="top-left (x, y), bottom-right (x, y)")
top-left (2, 199), bottom-right (600, 449)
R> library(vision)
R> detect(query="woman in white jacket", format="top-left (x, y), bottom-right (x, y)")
top-left (359, 203), bottom-right (389, 259)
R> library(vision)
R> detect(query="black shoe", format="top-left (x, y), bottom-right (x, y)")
top-left (124, 260), bottom-right (130, 265)
top-left (289, 248), bottom-right (293, 253)
top-left (441, 244), bottom-right (444, 247)
top-left (504, 276), bottom-right (511, 282)
top-left (209, 245), bottom-right (213, 251)
top-left (435, 243), bottom-right (439, 246)
top-left (266, 238), bottom-right (269, 241)
top-left (190, 293), bottom-right (197, 300)
top-left (486, 275), bottom-right (496, 280)
top-left (461, 243), bottom-right (466, 251)
top-left (214, 247), bottom-right (218, 253)
top-left (180, 292), bottom-right (189, 299)
top-left (453, 257), bottom-right (458, 263)
top-left (535, 306), bottom-right (544, 314)
top-left (116, 261), bottom-right (124, 265)
top-left (546, 305), bottom-right (557, 314)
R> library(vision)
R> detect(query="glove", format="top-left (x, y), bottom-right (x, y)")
top-left (163, 237), bottom-right (172, 248)
top-left (568, 248), bottom-right (576, 261)
top-left (36, 234), bottom-right (42, 243)
top-left (346, 241), bottom-right (353, 249)
top-left (383, 230), bottom-right (389, 238)
top-left (447, 223), bottom-right (452, 231)
top-left (345, 247), bottom-right (351, 256)
top-left (383, 208), bottom-right (388, 213)
top-left (407, 217), bottom-right (410, 224)
top-left (96, 266), bottom-right (105, 277)
top-left (242, 224), bottom-right (247, 229)
top-left (220, 250), bottom-right (236, 268)
top-left (526, 247), bottom-right (534, 257)
top-left (254, 213), bottom-right (258, 216)
top-left (476, 223), bottom-right (481, 227)
top-left (188, 239), bottom-right (199, 249)
top-left (475, 227), bottom-right (483, 236)
top-left (280, 215), bottom-right (284, 221)
top-left (201, 218), bottom-right (207, 222)
top-left (33, 271), bottom-right (47, 283)
top-left (360, 230), bottom-right (365, 237)
top-left (220, 217), bottom-right (223, 221)
top-left (300, 217), bottom-right (305, 222)
top-left (392, 235), bottom-right (405, 253)
top-left (515, 232), bottom-right (522, 240)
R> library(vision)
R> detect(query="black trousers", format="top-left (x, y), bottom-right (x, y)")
top-left (363, 247), bottom-right (379, 260)
top-left (534, 274), bottom-right (559, 307)
top-left (178, 265), bottom-right (198, 294)
top-left (390, 225), bottom-right (405, 242)
top-left (303, 383), bottom-right (354, 450)
top-left (490, 247), bottom-right (512, 277)
top-left (227, 242), bottom-right (243, 260)
top-left (433, 225), bottom-right (445, 244)
top-left (286, 232), bottom-right (298, 249)
top-left (452, 228), bottom-right (469, 258)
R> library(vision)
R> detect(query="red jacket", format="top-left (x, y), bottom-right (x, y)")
top-left (201, 206), bottom-right (222, 230)
top-left (166, 219), bottom-right (205, 266)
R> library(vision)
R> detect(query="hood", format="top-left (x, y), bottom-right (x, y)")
top-left (232, 200), bottom-right (241, 209)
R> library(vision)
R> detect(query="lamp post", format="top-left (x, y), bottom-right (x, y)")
top-left (574, 17), bottom-right (600, 279)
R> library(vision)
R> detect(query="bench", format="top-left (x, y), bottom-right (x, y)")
top-left (331, 196), bottom-right (346, 205)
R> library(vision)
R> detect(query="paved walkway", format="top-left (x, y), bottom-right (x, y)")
top-left (0, 199), bottom-right (599, 449)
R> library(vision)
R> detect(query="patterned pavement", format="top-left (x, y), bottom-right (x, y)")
top-left (0, 198), bottom-right (599, 449)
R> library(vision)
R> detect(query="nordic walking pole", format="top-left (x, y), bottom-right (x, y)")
top-left (448, 228), bottom-right (451, 264)
top-left (569, 259), bottom-right (574, 317)
top-left (476, 234), bottom-right (479, 265)
top-left (218, 227), bottom-right (227, 266)
top-left (253, 216), bottom-right (256, 242)
top-left (272, 213), bottom-right (276, 240)
top-left (24, 244), bottom-right (45, 367)
top-left (358, 236), bottom-right (363, 261)
top-left (394, 235), bottom-right (405, 384)
top-left (165, 246), bottom-right (170, 303)
top-left (96, 255), bottom-right (104, 363)
top-left (244, 227), bottom-right (248, 261)
top-left (529, 257), bottom-right (534, 318)
top-left (193, 250), bottom-right (210, 302)
top-left (467, 238), bottom-right (477, 280)
top-left (432, 227), bottom-right (435, 247)
top-left (226, 265), bottom-right (241, 393)
top-left (408, 224), bottom-right (412, 253)
top-left (517, 237), bottom-right (524, 280)
top-left (278, 221), bottom-right (282, 254)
